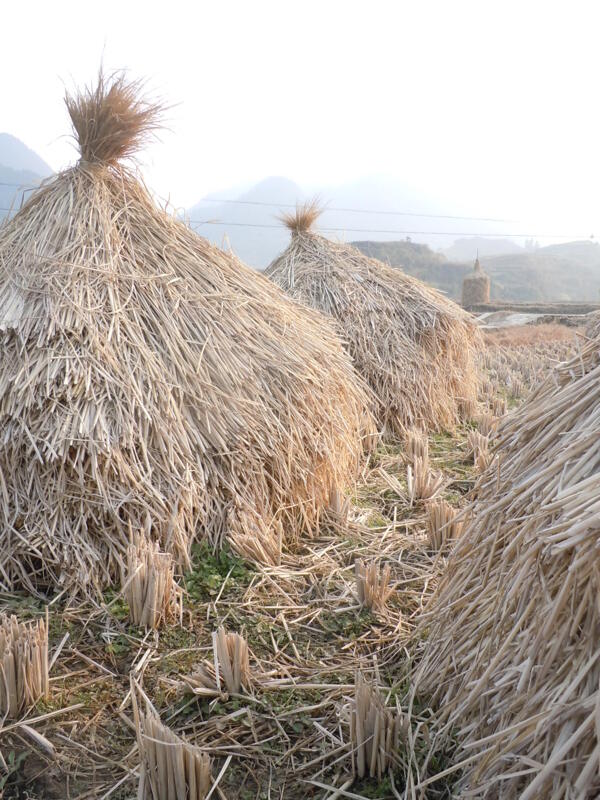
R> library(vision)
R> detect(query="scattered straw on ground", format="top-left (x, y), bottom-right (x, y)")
top-left (0, 428), bottom-right (470, 799)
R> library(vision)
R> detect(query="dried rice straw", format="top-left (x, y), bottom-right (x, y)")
top-left (413, 337), bottom-right (600, 798)
top-left (124, 532), bottom-right (182, 630)
top-left (0, 74), bottom-right (373, 595)
top-left (132, 679), bottom-right (213, 799)
top-left (265, 203), bottom-right (481, 437)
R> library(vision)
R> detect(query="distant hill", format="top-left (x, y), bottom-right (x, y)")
top-left (187, 177), bottom-right (600, 301)
top-left (0, 134), bottom-right (53, 220)
top-left (352, 238), bottom-right (600, 303)
top-left (187, 176), bottom-right (305, 268)
top-left (443, 236), bottom-right (524, 261)
top-left (482, 241), bottom-right (600, 302)
top-left (0, 134), bottom-right (52, 177)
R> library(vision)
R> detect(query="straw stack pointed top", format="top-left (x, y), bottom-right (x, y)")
top-left (279, 199), bottom-right (323, 234)
top-left (65, 72), bottom-right (164, 165)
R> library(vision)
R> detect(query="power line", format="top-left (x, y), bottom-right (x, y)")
top-left (188, 219), bottom-right (588, 240)
top-left (0, 181), bottom-right (41, 190)
top-left (0, 179), bottom-right (516, 223)
top-left (1, 180), bottom-right (591, 239)
top-left (193, 196), bottom-right (516, 224)
top-left (0, 206), bottom-right (586, 239)
top-left (0, 191), bottom-right (590, 240)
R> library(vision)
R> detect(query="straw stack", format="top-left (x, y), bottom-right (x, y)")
top-left (0, 614), bottom-right (49, 718)
top-left (585, 309), bottom-right (600, 339)
top-left (125, 533), bottom-right (182, 629)
top-left (265, 202), bottom-right (481, 436)
top-left (132, 682), bottom-right (212, 799)
top-left (461, 256), bottom-right (490, 308)
top-left (413, 337), bottom-right (600, 797)
top-left (0, 74), bottom-right (373, 595)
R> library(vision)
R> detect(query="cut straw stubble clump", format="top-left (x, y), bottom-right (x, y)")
top-left (124, 532), bottom-right (182, 630)
top-left (405, 427), bottom-right (428, 465)
top-left (328, 483), bottom-right (351, 523)
top-left (180, 627), bottom-right (251, 697)
top-left (0, 74), bottom-right (374, 596)
top-left (0, 614), bottom-right (49, 719)
top-left (350, 672), bottom-right (402, 780)
top-left (509, 376), bottom-right (525, 399)
top-left (467, 429), bottom-right (489, 465)
top-left (132, 681), bottom-right (213, 800)
top-left (407, 456), bottom-right (445, 504)
top-left (425, 499), bottom-right (465, 551)
top-left (413, 337), bottom-right (600, 798)
top-left (265, 203), bottom-right (482, 437)
top-left (354, 559), bottom-right (393, 612)
top-left (457, 396), bottom-right (479, 422)
top-left (490, 395), bottom-right (508, 417)
top-left (476, 411), bottom-right (499, 438)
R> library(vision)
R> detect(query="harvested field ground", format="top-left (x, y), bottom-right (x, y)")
top-left (0, 336), bottom-right (582, 799)
top-left (482, 321), bottom-right (582, 346)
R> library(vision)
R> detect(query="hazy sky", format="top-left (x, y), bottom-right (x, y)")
top-left (2, 0), bottom-right (599, 237)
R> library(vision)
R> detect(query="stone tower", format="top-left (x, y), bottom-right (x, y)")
top-left (462, 254), bottom-right (490, 308)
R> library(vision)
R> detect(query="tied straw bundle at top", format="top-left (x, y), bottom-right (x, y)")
top-left (265, 202), bottom-right (481, 437)
top-left (412, 336), bottom-right (600, 798)
top-left (0, 72), bottom-right (374, 597)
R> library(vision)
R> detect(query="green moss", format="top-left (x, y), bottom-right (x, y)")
top-left (0, 750), bottom-right (29, 793)
top-left (105, 634), bottom-right (131, 658)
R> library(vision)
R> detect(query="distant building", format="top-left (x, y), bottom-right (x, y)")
top-left (462, 255), bottom-right (490, 307)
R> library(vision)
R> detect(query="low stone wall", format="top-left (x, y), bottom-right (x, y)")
top-left (467, 301), bottom-right (600, 315)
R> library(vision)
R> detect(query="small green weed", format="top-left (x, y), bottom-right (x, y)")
top-left (0, 749), bottom-right (29, 791)
top-left (185, 543), bottom-right (252, 602)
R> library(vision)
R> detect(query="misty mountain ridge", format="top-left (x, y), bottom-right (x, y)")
top-left (0, 133), bottom-right (53, 177)
top-left (187, 175), bottom-right (510, 268)
top-left (442, 236), bottom-right (525, 261)
top-left (0, 133), bottom-right (53, 219)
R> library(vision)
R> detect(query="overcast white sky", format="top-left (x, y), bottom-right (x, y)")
top-left (2, 0), bottom-right (599, 236)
